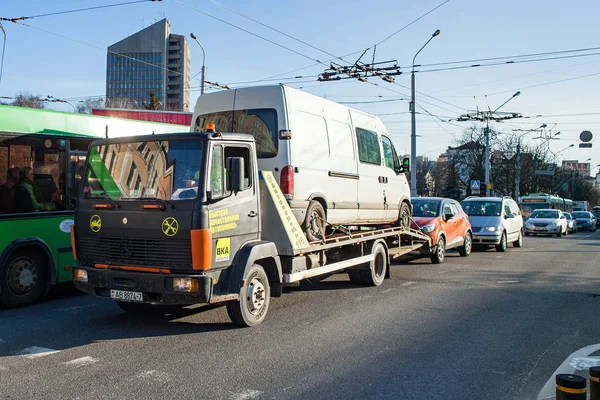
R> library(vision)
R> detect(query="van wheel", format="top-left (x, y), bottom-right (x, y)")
top-left (226, 264), bottom-right (270, 327)
top-left (513, 230), bottom-right (523, 248)
top-left (303, 200), bottom-right (326, 242)
top-left (0, 249), bottom-right (47, 308)
top-left (396, 202), bottom-right (411, 229)
top-left (495, 232), bottom-right (507, 252)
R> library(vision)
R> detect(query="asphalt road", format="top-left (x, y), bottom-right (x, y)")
top-left (1, 230), bottom-right (599, 400)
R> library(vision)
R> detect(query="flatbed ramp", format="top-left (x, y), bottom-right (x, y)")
top-left (259, 171), bottom-right (431, 284)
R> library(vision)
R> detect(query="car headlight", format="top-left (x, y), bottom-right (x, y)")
top-left (484, 226), bottom-right (498, 232)
top-left (549, 221), bottom-right (557, 227)
top-left (421, 224), bottom-right (436, 233)
top-left (525, 223), bottom-right (534, 228)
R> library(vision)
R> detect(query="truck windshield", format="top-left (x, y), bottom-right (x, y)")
top-left (82, 139), bottom-right (203, 201)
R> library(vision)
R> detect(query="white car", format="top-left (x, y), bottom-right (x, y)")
top-left (191, 85), bottom-right (411, 241)
top-left (524, 209), bottom-right (568, 237)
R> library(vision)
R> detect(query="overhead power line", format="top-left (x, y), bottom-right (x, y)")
top-left (0, 0), bottom-right (160, 22)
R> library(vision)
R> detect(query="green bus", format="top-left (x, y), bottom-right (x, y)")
top-left (0, 105), bottom-right (188, 307)
top-left (519, 192), bottom-right (573, 219)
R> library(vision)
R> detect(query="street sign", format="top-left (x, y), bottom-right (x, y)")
top-left (470, 180), bottom-right (481, 191)
top-left (579, 143), bottom-right (592, 148)
top-left (487, 183), bottom-right (493, 190)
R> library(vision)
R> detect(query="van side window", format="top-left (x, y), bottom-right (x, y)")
top-left (356, 127), bottom-right (381, 165)
top-left (450, 202), bottom-right (461, 216)
top-left (381, 136), bottom-right (396, 170)
top-left (503, 202), bottom-right (512, 216)
top-left (509, 201), bottom-right (521, 216)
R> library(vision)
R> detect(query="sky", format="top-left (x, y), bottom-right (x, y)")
top-left (1, 0), bottom-right (599, 174)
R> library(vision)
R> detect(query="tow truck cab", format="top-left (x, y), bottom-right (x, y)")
top-left (72, 130), bottom-right (283, 324)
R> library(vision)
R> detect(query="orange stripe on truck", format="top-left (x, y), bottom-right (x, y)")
top-left (191, 229), bottom-right (212, 270)
top-left (70, 225), bottom-right (77, 260)
top-left (94, 264), bottom-right (170, 274)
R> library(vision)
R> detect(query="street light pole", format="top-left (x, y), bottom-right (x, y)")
top-left (190, 33), bottom-right (206, 96)
top-left (410, 29), bottom-right (440, 197)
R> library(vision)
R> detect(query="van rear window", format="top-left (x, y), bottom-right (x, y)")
top-left (195, 109), bottom-right (278, 158)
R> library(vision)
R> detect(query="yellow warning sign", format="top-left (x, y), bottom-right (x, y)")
top-left (261, 171), bottom-right (309, 250)
top-left (162, 217), bottom-right (179, 236)
top-left (215, 238), bottom-right (231, 262)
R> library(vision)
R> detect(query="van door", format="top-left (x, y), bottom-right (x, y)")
top-left (380, 135), bottom-right (404, 221)
top-left (354, 126), bottom-right (385, 223)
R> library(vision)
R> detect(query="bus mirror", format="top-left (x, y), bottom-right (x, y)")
top-left (67, 161), bottom-right (76, 192)
top-left (226, 157), bottom-right (245, 193)
top-left (401, 157), bottom-right (410, 173)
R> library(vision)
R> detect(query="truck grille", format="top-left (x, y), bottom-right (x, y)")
top-left (78, 236), bottom-right (192, 269)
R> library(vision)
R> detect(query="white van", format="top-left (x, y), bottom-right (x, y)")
top-left (191, 85), bottom-right (411, 241)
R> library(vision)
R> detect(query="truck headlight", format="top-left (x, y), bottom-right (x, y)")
top-left (421, 224), bottom-right (436, 233)
top-left (484, 226), bottom-right (498, 232)
top-left (173, 278), bottom-right (200, 292)
top-left (73, 268), bottom-right (88, 283)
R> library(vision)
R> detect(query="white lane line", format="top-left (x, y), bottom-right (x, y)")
top-left (401, 281), bottom-right (415, 286)
top-left (62, 356), bottom-right (99, 368)
top-left (537, 343), bottom-right (600, 400)
top-left (135, 370), bottom-right (172, 383)
top-left (497, 280), bottom-right (520, 284)
top-left (17, 346), bottom-right (60, 359)
top-left (232, 389), bottom-right (263, 400)
top-left (54, 304), bottom-right (99, 313)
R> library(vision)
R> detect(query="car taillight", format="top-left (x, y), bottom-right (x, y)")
top-left (280, 165), bottom-right (294, 200)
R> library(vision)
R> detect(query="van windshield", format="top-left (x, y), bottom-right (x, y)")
top-left (194, 108), bottom-right (278, 158)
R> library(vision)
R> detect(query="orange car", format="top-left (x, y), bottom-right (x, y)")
top-left (410, 197), bottom-right (473, 263)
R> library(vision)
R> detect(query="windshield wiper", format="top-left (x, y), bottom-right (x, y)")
top-left (137, 197), bottom-right (174, 209)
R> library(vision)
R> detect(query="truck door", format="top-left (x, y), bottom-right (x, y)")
top-left (380, 135), bottom-right (404, 221)
top-left (207, 144), bottom-right (259, 268)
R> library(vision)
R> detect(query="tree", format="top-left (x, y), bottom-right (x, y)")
top-left (144, 92), bottom-right (161, 110)
top-left (415, 156), bottom-right (435, 196)
top-left (11, 91), bottom-right (45, 109)
top-left (76, 97), bottom-right (104, 114)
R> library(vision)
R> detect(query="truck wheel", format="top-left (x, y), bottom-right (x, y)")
top-left (495, 232), bottom-right (507, 252)
top-left (395, 202), bottom-right (411, 229)
top-left (430, 236), bottom-right (445, 264)
top-left (458, 232), bottom-right (472, 256)
top-left (358, 242), bottom-right (387, 287)
top-left (302, 200), bottom-right (326, 242)
top-left (226, 264), bottom-right (270, 327)
top-left (0, 249), bottom-right (47, 308)
top-left (513, 230), bottom-right (523, 248)
top-left (348, 270), bottom-right (363, 285)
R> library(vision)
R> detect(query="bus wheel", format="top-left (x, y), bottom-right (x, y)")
top-left (1, 249), bottom-right (47, 308)
top-left (227, 264), bottom-right (270, 327)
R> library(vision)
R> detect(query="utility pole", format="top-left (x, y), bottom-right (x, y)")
top-left (190, 33), bottom-right (206, 96)
top-left (456, 91), bottom-right (521, 197)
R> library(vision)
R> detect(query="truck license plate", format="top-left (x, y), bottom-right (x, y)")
top-left (110, 290), bottom-right (143, 302)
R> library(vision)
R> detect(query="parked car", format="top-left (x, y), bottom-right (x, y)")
top-left (523, 209), bottom-right (568, 237)
top-left (411, 197), bottom-right (472, 264)
top-left (563, 212), bottom-right (577, 234)
top-left (592, 207), bottom-right (600, 227)
top-left (460, 196), bottom-right (523, 252)
top-left (191, 85), bottom-right (411, 241)
top-left (571, 211), bottom-right (598, 232)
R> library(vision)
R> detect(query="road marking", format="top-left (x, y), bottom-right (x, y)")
top-left (570, 357), bottom-right (600, 370)
top-left (578, 233), bottom-right (598, 239)
top-left (54, 304), bottom-right (99, 313)
top-left (497, 280), bottom-right (519, 284)
top-left (135, 370), bottom-right (172, 383)
top-left (537, 343), bottom-right (600, 400)
top-left (62, 356), bottom-right (99, 368)
top-left (401, 281), bottom-right (415, 286)
top-left (232, 389), bottom-right (263, 400)
top-left (17, 346), bottom-right (60, 359)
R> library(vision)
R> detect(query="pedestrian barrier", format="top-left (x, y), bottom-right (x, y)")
top-left (555, 374), bottom-right (586, 400)
top-left (591, 366), bottom-right (600, 400)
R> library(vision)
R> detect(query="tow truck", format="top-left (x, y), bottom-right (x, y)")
top-left (71, 128), bottom-right (430, 326)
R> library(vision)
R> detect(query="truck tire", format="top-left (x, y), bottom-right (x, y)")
top-left (430, 236), bottom-right (446, 264)
top-left (226, 264), bottom-right (270, 327)
top-left (348, 270), bottom-right (363, 285)
top-left (358, 242), bottom-right (387, 286)
top-left (0, 249), bottom-right (47, 308)
top-left (302, 200), bottom-right (326, 242)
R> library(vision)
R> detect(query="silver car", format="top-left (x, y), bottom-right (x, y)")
top-left (523, 209), bottom-right (568, 237)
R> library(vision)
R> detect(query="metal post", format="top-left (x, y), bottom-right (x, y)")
top-left (590, 366), bottom-right (600, 400)
top-left (410, 71), bottom-right (417, 197)
top-left (555, 374), bottom-right (586, 399)
top-left (200, 64), bottom-right (206, 96)
top-left (485, 122), bottom-right (491, 197)
top-left (515, 139), bottom-right (521, 199)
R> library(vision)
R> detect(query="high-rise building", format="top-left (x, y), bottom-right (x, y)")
top-left (106, 19), bottom-right (191, 111)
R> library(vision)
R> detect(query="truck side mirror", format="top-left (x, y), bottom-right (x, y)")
top-left (401, 157), bottom-right (410, 173)
top-left (66, 161), bottom-right (76, 192)
top-left (226, 157), bottom-right (245, 193)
